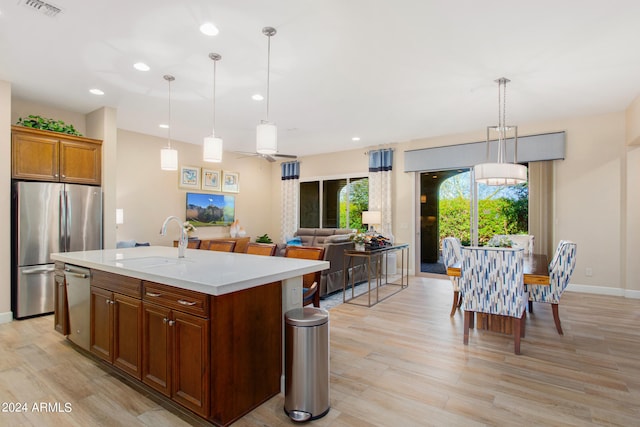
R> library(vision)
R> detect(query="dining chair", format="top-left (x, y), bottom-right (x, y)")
top-left (204, 240), bottom-right (237, 252)
top-left (528, 240), bottom-right (577, 335)
top-left (245, 242), bottom-right (277, 256)
top-left (173, 240), bottom-right (201, 249)
top-left (461, 247), bottom-right (526, 354)
top-left (442, 237), bottom-right (463, 316)
top-left (284, 246), bottom-right (325, 307)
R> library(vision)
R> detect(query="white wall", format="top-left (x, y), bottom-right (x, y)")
top-left (115, 130), bottom-right (276, 246)
top-left (0, 81), bottom-right (12, 323)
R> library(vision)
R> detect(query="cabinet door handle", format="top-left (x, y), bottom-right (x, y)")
top-left (106, 299), bottom-right (111, 305)
top-left (146, 292), bottom-right (161, 297)
top-left (168, 320), bottom-right (175, 326)
top-left (177, 299), bottom-right (197, 306)
top-left (162, 317), bottom-right (168, 324)
top-left (61, 174), bottom-right (66, 178)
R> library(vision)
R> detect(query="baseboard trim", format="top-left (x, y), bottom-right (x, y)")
top-left (0, 311), bottom-right (14, 324)
top-left (566, 283), bottom-right (640, 298)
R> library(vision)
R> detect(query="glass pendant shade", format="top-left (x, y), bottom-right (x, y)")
top-left (203, 136), bottom-right (223, 162)
top-left (204, 53), bottom-right (223, 162)
top-left (257, 27), bottom-right (278, 155)
top-left (160, 146), bottom-right (178, 170)
top-left (256, 121), bottom-right (277, 154)
top-left (160, 74), bottom-right (177, 171)
top-left (474, 162), bottom-right (527, 185)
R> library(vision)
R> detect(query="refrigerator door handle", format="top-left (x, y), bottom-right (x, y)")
top-left (60, 189), bottom-right (67, 252)
top-left (22, 265), bottom-right (56, 275)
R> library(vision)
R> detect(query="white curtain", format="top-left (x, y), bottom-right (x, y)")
top-left (281, 161), bottom-right (300, 242)
top-left (368, 149), bottom-right (393, 238)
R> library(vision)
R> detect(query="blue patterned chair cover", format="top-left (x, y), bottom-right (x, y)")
top-left (461, 247), bottom-right (526, 353)
top-left (528, 240), bottom-right (576, 335)
top-left (443, 237), bottom-right (463, 316)
top-left (528, 240), bottom-right (577, 304)
top-left (461, 247), bottom-right (525, 317)
top-left (442, 237), bottom-right (462, 291)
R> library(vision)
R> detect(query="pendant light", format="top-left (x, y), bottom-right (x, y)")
top-left (203, 53), bottom-right (223, 162)
top-left (256, 26), bottom-right (277, 155)
top-left (474, 77), bottom-right (527, 186)
top-left (160, 74), bottom-right (178, 171)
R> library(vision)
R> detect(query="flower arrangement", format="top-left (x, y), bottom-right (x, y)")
top-left (350, 232), bottom-right (367, 245)
top-left (183, 221), bottom-right (196, 234)
top-left (486, 235), bottom-right (513, 248)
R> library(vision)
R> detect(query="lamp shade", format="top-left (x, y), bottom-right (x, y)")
top-left (474, 162), bottom-right (527, 186)
top-left (256, 121), bottom-right (277, 154)
top-left (203, 136), bottom-right (223, 162)
top-left (362, 210), bottom-right (382, 226)
top-left (160, 147), bottom-right (178, 171)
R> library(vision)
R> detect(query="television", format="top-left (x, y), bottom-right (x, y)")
top-left (186, 192), bottom-right (235, 227)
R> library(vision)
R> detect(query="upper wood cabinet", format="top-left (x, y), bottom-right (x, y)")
top-left (11, 125), bottom-right (102, 185)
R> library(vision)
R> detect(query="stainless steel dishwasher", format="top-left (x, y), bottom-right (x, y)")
top-left (64, 264), bottom-right (91, 351)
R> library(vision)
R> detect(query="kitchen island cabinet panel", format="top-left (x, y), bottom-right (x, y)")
top-left (113, 293), bottom-right (143, 379)
top-left (172, 310), bottom-right (209, 417)
top-left (90, 272), bottom-right (143, 380)
top-left (142, 302), bottom-right (172, 396)
top-left (90, 286), bottom-right (112, 362)
top-left (209, 281), bottom-right (282, 426)
top-left (54, 266), bottom-right (69, 335)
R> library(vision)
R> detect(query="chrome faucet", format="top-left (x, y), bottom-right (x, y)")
top-left (160, 216), bottom-right (187, 258)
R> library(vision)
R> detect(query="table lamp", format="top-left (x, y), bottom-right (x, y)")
top-left (362, 211), bottom-right (381, 233)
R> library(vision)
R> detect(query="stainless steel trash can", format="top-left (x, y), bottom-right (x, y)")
top-left (284, 307), bottom-right (330, 422)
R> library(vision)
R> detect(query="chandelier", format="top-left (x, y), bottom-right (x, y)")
top-left (474, 77), bottom-right (527, 186)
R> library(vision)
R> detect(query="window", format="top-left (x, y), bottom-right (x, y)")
top-left (300, 177), bottom-right (368, 230)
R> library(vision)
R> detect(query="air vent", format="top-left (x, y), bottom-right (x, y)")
top-left (20, 0), bottom-right (62, 17)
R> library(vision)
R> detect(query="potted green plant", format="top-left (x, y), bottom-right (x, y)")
top-left (256, 234), bottom-right (273, 244)
top-left (16, 115), bottom-right (83, 136)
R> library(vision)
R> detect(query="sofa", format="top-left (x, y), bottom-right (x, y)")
top-left (285, 228), bottom-right (369, 297)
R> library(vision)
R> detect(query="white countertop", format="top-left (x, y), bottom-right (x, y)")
top-left (51, 246), bottom-right (329, 296)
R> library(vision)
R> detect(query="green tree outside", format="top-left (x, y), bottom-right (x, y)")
top-left (439, 172), bottom-right (528, 246)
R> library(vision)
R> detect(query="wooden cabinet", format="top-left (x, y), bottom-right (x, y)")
top-left (90, 271), bottom-right (142, 380)
top-left (54, 262), bottom-right (69, 335)
top-left (11, 125), bottom-right (102, 185)
top-left (142, 282), bottom-right (210, 418)
top-left (84, 268), bottom-right (282, 425)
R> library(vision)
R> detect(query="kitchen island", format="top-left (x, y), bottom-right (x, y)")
top-left (51, 246), bottom-right (328, 426)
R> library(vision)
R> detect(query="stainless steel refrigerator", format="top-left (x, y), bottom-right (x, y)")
top-left (12, 181), bottom-right (102, 319)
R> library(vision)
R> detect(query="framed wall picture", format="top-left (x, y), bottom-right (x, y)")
top-left (222, 171), bottom-right (240, 193)
top-left (179, 166), bottom-right (200, 189)
top-left (201, 169), bottom-right (221, 192)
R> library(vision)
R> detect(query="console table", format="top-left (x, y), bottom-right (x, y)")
top-left (342, 243), bottom-right (409, 307)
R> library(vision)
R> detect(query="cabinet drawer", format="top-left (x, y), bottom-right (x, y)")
top-left (92, 270), bottom-right (142, 298)
top-left (142, 282), bottom-right (209, 318)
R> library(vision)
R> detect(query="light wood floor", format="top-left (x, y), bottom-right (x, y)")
top-left (1, 277), bottom-right (639, 426)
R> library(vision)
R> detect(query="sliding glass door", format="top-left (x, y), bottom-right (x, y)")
top-left (419, 167), bottom-right (528, 274)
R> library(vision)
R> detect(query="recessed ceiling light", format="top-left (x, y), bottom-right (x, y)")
top-left (200, 22), bottom-right (219, 36)
top-left (89, 88), bottom-right (104, 95)
top-left (352, 137), bottom-right (361, 141)
top-left (252, 94), bottom-right (264, 101)
top-left (159, 124), bottom-right (169, 129)
top-left (133, 62), bottom-right (150, 71)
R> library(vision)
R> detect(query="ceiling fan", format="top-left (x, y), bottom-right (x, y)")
top-left (234, 151), bottom-right (297, 162)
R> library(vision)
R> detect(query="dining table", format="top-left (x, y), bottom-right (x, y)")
top-left (446, 253), bottom-right (550, 334)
